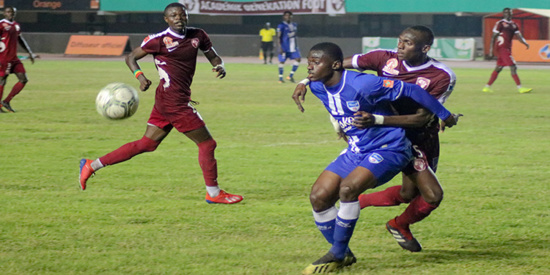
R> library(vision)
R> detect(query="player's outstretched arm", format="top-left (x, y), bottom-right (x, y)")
top-left (205, 48), bottom-right (226, 79)
top-left (125, 47), bottom-right (152, 91)
top-left (352, 108), bottom-right (434, 129)
top-left (440, 113), bottom-right (463, 132)
top-left (292, 79), bottom-right (310, 112)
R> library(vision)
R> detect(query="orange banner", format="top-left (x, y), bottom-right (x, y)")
top-left (65, 35), bottom-right (129, 56)
top-left (512, 40), bottom-right (550, 63)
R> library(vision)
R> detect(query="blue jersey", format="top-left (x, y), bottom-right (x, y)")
top-left (309, 70), bottom-right (451, 154)
top-left (277, 21), bottom-right (298, 53)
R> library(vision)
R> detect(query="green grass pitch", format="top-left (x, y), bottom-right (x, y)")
top-left (0, 59), bottom-right (548, 274)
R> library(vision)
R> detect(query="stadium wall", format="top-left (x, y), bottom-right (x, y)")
top-left (24, 33), bottom-right (483, 58)
top-left (23, 33), bottom-right (364, 57)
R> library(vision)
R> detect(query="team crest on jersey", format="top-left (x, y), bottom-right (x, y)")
top-left (383, 80), bottom-right (394, 88)
top-left (368, 153), bottom-right (384, 164)
top-left (346, 101), bottom-right (360, 112)
top-left (416, 77), bottom-right (431, 89)
top-left (382, 58), bottom-right (399, 75)
top-left (191, 38), bottom-right (199, 48)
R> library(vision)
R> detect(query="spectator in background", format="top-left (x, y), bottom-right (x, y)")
top-left (259, 22), bottom-right (276, 64)
top-left (483, 7), bottom-right (532, 94)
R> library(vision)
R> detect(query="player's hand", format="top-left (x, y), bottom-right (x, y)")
top-left (440, 113), bottom-right (463, 132)
top-left (352, 111), bottom-right (376, 128)
top-left (212, 64), bottom-right (226, 79)
top-left (292, 83), bottom-right (308, 112)
top-left (138, 77), bottom-right (152, 91)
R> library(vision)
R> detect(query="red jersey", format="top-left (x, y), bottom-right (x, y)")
top-left (351, 50), bottom-right (456, 171)
top-left (141, 27), bottom-right (213, 112)
top-left (0, 19), bottom-right (21, 61)
top-left (492, 19), bottom-right (520, 51)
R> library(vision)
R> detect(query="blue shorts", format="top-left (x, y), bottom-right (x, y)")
top-left (278, 51), bottom-right (301, 62)
top-left (325, 148), bottom-right (412, 187)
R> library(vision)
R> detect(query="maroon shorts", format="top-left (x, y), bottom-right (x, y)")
top-left (0, 58), bottom-right (25, 77)
top-left (147, 102), bottom-right (206, 133)
top-left (402, 130), bottom-right (440, 175)
top-left (496, 48), bottom-right (516, 67)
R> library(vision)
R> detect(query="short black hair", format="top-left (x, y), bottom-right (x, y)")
top-left (404, 25), bottom-right (434, 46)
top-left (310, 42), bottom-right (344, 64)
top-left (283, 10), bottom-right (293, 16)
top-left (164, 2), bottom-right (186, 16)
top-left (503, 7), bottom-right (511, 12)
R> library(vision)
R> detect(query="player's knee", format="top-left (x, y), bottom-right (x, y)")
top-left (137, 136), bottom-right (160, 152)
top-left (399, 188), bottom-right (415, 203)
top-left (339, 183), bottom-right (363, 201)
top-left (422, 189), bottom-right (443, 205)
top-left (198, 138), bottom-right (217, 152)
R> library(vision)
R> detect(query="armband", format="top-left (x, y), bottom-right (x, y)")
top-left (299, 79), bottom-right (310, 85)
top-left (373, 114), bottom-right (384, 125)
top-left (133, 69), bottom-right (143, 79)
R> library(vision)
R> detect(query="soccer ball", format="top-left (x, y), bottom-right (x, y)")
top-left (96, 83), bottom-right (139, 120)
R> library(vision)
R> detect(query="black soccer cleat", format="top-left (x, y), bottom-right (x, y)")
top-left (1, 101), bottom-right (15, 113)
top-left (386, 217), bottom-right (422, 252)
top-left (302, 252), bottom-right (344, 274)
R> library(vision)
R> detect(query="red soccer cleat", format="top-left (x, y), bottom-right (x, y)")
top-left (386, 217), bottom-right (422, 252)
top-left (205, 190), bottom-right (243, 204)
top-left (79, 159), bottom-right (95, 190)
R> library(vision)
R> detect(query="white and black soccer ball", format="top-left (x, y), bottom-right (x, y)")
top-left (96, 83), bottom-right (139, 120)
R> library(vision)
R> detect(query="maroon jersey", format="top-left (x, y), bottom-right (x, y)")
top-left (141, 27), bottom-right (213, 112)
top-left (0, 19), bottom-right (21, 61)
top-left (352, 50), bottom-right (456, 172)
top-left (492, 19), bottom-right (519, 51)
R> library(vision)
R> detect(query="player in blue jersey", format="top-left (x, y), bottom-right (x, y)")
top-left (294, 42), bottom-right (459, 274)
top-left (276, 11), bottom-right (300, 83)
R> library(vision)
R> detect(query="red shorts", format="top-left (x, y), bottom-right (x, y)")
top-left (147, 102), bottom-right (206, 133)
top-left (402, 129), bottom-right (440, 175)
top-left (0, 58), bottom-right (25, 77)
top-left (496, 48), bottom-right (516, 67)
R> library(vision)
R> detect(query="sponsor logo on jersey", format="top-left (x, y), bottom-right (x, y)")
top-left (383, 80), bottom-right (394, 88)
top-left (346, 101), bottom-right (360, 112)
top-left (191, 38), bottom-right (199, 49)
top-left (368, 153), bottom-right (384, 164)
top-left (163, 36), bottom-right (180, 52)
top-left (416, 77), bottom-right (431, 90)
top-left (382, 58), bottom-right (399, 76)
top-left (2, 23), bottom-right (10, 31)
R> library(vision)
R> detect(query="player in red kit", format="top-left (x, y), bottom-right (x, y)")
top-left (79, 2), bottom-right (243, 204)
top-left (483, 8), bottom-right (532, 94)
top-left (0, 6), bottom-right (35, 113)
top-left (294, 26), bottom-right (460, 252)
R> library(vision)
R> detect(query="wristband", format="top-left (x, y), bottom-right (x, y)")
top-left (299, 79), bottom-right (310, 85)
top-left (373, 114), bottom-right (384, 125)
top-left (133, 69), bottom-right (143, 79)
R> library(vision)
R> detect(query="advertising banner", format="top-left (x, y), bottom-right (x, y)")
top-left (362, 37), bottom-right (475, 61)
top-left (65, 35), bottom-right (128, 56)
top-left (512, 40), bottom-right (550, 62)
top-left (101, 0), bottom-right (345, 15)
top-left (0, 0), bottom-right (99, 11)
